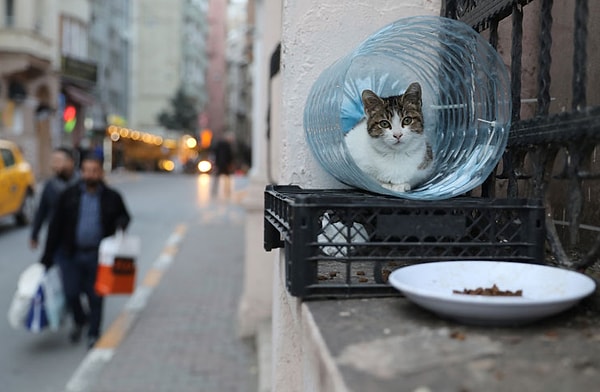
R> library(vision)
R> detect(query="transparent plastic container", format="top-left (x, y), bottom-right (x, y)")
top-left (303, 16), bottom-right (511, 200)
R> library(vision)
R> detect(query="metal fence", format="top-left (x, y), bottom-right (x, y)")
top-left (442, 0), bottom-right (600, 270)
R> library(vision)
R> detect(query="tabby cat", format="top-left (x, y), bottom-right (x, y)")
top-left (345, 82), bottom-right (433, 192)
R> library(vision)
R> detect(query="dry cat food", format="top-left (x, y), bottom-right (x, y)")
top-left (453, 284), bottom-right (523, 296)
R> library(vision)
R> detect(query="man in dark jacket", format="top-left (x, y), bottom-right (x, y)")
top-left (30, 147), bottom-right (78, 249)
top-left (41, 154), bottom-right (131, 348)
top-left (212, 132), bottom-right (235, 198)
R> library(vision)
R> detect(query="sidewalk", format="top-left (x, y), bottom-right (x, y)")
top-left (66, 200), bottom-right (258, 392)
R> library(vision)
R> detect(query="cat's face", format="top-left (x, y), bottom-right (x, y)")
top-left (361, 83), bottom-right (424, 152)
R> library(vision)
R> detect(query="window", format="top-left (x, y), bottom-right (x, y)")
top-left (34, 0), bottom-right (44, 32)
top-left (61, 17), bottom-right (89, 59)
top-left (0, 148), bottom-right (15, 168)
top-left (5, 0), bottom-right (14, 27)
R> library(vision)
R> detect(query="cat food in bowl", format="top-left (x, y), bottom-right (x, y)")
top-left (453, 284), bottom-right (523, 297)
top-left (303, 16), bottom-right (511, 200)
top-left (388, 261), bottom-right (597, 325)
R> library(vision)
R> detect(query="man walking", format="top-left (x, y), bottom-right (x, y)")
top-left (30, 147), bottom-right (77, 249)
top-left (212, 132), bottom-right (235, 198)
top-left (41, 154), bottom-right (131, 348)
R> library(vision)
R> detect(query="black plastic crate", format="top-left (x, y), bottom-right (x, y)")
top-left (264, 185), bottom-right (546, 299)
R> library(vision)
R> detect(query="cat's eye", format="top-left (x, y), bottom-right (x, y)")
top-left (379, 120), bottom-right (391, 128)
top-left (402, 117), bottom-right (413, 126)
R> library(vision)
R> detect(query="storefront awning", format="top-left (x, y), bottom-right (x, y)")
top-left (64, 85), bottom-right (96, 106)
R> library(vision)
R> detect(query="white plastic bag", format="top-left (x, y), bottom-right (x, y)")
top-left (41, 265), bottom-right (66, 330)
top-left (24, 265), bottom-right (65, 332)
top-left (25, 285), bottom-right (48, 332)
top-left (8, 263), bottom-right (44, 330)
top-left (8, 264), bottom-right (65, 332)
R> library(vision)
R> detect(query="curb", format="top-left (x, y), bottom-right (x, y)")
top-left (64, 224), bottom-right (188, 392)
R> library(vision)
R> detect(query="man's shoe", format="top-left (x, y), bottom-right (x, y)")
top-left (87, 335), bottom-right (98, 350)
top-left (69, 326), bottom-right (83, 343)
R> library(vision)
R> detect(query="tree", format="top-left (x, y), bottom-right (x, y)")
top-left (157, 86), bottom-right (199, 133)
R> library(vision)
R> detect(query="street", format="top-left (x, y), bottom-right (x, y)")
top-left (0, 171), bottom-right (249, 392)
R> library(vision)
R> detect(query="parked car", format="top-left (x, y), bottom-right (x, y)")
top-left (0, 140), bottom-right (36, 225)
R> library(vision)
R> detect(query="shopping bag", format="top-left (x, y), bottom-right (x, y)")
top-left (25, 285), bottom-right (49, 332)
top-left (41, 265), bottom-right (66, 330)
top-left (8, 263), bottom-right (44, 330)
top-left (95, 230), bottom-right (140, 295)
top-left (22, 265), bottom-right (65, 333)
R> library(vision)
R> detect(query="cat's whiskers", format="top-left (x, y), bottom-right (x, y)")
top-left (430, 103), bottom-right (468, 109)
top-left (427, 108), bottom-right (499, 127)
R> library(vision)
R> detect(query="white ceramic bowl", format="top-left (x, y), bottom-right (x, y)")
top-left (388, 261), bottom-right (597, 326)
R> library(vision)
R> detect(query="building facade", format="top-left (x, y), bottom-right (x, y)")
top-left (0, 0), bottom-right (96, 177)
top-left (226, 0), bottom-right (253, 169)
top-left (130, 0), bottom-right (208, 136)
top-left (0, 0), bottom-right (60, 178)
top-left (0, 0), bottom-right (212, 175)
top-left (203, 0), bottom-right (227, 139)
top-left (88, 0), bottom-right (132, 140)
top-left (58, 0), bottom-right (97, 157)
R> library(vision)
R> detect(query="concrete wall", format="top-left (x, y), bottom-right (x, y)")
top-left (238, 0), bottom-right (282, 337)
top-left (279, 0), bottom-right (440, 188)
top-left (237, 2), bottom-right (283, 391)
top-left (243, 1), bottom-right (600, 388)
top-left (273, 1), bottom-right (441, 390)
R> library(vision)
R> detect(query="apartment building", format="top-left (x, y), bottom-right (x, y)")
top-left (0, 0), bottom-right (101, 178)
top-left (226, 0), bottom-right (253, 167)
top-left (0, 0), bottom-right (60, 178)
top-left (1, 0), bottom-right (218, 175)
top-left (130, 0), bottom-right (209, 136)
top-left (88, 0), bottom-right (132, 140)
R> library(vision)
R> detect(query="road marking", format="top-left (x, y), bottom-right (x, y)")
top-left (64, 224), bottom-right (188, 392)
top-left (153, 253), bottom-right (174, 270)
top-left (94, 312), bottom-right (134, 349)
top-left (124, 286), bottom-right (152, 312)
top-left (65, 349), bottom-right (114, 392)
top-left (142, 268), bottom-right (163, 287)
top-left (162, 245), bottom-right (178, 256)
top-left (167, 224), bottom-right (187, 245)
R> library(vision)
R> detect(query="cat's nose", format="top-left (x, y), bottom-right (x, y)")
top-left (393, 133), bottom-right (402, 141)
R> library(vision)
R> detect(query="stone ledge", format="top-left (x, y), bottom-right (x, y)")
top-left (304, 290), bottom-right (600, 392)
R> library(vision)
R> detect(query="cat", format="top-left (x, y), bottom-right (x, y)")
top-left (344, 82), bottom-right (433, 192)
top-left (317, 210), bottom-right (368, 257)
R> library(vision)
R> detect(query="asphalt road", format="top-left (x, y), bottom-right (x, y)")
top-left (0, 171), bottom-right (247, 392)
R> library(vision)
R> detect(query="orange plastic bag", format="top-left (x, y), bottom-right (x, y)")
top-left (95, 231), bottom-right (140, 295)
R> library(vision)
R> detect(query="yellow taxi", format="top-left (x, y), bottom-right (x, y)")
top-left (0, 139), bottom-right (36, 225)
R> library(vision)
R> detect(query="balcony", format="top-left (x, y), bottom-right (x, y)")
top-left (0, 28), bottom-right (53, 64)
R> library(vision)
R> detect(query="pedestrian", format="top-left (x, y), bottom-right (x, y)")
top-left (30, 147), bottom-right (78, 249)
top-left (212, 132), bottom-right (235, 198)
top-left (40, 154), bottom-right (131, 349)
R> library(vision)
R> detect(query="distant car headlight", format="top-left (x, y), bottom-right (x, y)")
top-left (159, 159), bottom-right (175, 172)
top-left (198, 160), bottom-right (212, 173)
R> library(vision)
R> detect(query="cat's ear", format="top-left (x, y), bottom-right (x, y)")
top-left (403, 82), bottom-right (422, 108)
top-left (361, 90), bottom-right (384, 116)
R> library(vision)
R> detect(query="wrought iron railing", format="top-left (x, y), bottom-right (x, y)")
top-left (443, 0), bottom-right (600, 270)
